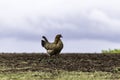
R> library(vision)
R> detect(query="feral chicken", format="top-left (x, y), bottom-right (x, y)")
top-left (41, 34), bottom-right (63, 56)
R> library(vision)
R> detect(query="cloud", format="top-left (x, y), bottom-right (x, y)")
top-left (0, 38), bottom-right (41, 52)
top-left (1, 38), bottom-right (120, 53)
top-left (63, 39), bottom-right (120, 53)
top-left (0, 0), bottom-right (120, 52)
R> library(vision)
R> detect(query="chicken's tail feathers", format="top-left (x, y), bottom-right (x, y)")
top-left (41, 40), bottom-right (45, 47)
top-left (42, 36), bottom-right (48, 42)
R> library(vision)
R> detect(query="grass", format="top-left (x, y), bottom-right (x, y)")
top-left (0, 70), bottom-right (120, 80)
top-left (102, 49), bottom-right (120, 54)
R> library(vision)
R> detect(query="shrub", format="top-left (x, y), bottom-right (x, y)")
top-left (102, 49), bottom-right (120, 54)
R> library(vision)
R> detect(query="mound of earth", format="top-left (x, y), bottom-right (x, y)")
top-left (0, 53), bottom-right (120, 72)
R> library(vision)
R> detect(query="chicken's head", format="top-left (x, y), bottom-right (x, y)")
top-left (56, 34), bottom-right (63, 38)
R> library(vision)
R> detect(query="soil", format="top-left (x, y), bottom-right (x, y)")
top-left (0, 53), bottom-right (120, 72)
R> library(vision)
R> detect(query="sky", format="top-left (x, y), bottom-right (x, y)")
top-left (0, 0), bottom-right (120, 53)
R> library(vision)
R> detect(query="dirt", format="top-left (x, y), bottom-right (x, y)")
top-left (0, 53), bottom-right (120, 72)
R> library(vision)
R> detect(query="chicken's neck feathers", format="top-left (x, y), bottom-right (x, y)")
top-left (54, 37), bottom-right (61, 44)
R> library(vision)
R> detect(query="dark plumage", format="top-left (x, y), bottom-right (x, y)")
top-left (41, 34), bottom-right (63, 56)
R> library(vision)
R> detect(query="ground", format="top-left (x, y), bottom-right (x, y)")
top-left (0, 53), bottom-right (120, 80)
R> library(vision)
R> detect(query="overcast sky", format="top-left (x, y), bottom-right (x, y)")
top-left (0, 0), bottom-right (120, 53)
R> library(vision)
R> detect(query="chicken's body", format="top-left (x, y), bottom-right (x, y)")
top-left (41, 34), bottom-right (63, 56)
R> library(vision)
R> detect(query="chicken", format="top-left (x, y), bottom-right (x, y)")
top-left (41, 34), bottom-right (63, 56)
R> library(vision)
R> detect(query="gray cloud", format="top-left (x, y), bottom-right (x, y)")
top-left (0, 29), bottom-right (41, 41)
top-left (1, 12), bottom-right (120, 43)
top-left (1, 0), bottom-right (120, 52)
top-left (37, 14), bottom-right (120, 43)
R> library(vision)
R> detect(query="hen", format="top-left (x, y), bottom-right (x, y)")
top-left (41, 34), bottom-right (63, 56)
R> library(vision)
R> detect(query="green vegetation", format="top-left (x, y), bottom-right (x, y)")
top-left (0, 70), bottom-right (120, 80)
top-left (102, 49), bottom-right (120, 54)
